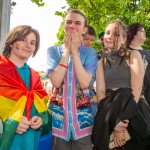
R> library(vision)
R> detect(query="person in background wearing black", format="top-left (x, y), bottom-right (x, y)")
top-left (127, 23), bottom-right (150, 106)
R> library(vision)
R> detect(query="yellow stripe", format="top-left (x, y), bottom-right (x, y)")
top-left (0, 94), bottom-right (51, 122)
top-left (9, 95), bottom-right (27, 122)
top-left (0, 95), bottom-right (27, 122)
top-left (0, 96), bottom-right (16, 121)
top-left (34, 93), bottom-right (50, 113)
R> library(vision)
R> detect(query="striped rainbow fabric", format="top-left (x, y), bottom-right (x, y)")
top-left (0, 56), bottom-right (52, 149)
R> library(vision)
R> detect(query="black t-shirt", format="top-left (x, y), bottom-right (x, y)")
top-left (138, 49), bottom-right (150, 106)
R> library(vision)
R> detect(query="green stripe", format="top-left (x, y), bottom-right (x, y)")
top-left (39, 110), bottom-right (52, 136)
top-left (0, 118), bottom-right (18, 150)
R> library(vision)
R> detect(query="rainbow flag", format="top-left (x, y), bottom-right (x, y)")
top-left (0, 56), bottom-right (52, 149)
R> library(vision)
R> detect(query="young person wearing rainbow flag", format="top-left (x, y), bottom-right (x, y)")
top-left (0, 25), bottom-right (52, 150)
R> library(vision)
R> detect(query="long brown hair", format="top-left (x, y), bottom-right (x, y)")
top-left (102, 19), bottom-right (130, 68)
top-left (3, 25), bottom-right (40, 58)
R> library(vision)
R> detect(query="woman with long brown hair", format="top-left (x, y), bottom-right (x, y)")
top-left (92, 19), bottom-right (150, 150)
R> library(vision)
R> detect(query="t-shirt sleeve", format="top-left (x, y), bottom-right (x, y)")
top-left (46, 46), bottom-right (60, 76)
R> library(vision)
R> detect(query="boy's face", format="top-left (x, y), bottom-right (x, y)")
top-left (64, 13), bottom-right (87, 36)
top-left (10, 32), bottom-right (36, 61)
top-left (82, 34), bottom-right (95, 47)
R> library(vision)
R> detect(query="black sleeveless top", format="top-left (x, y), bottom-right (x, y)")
top-left (104, 53), bottom-right (131, 89)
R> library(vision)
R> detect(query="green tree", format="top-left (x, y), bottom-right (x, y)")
top-left (55, 0), bottom-right (150, 51)
top-left (31, 0), bottom-right (150, 51)
top-left (31, 0), bottom-right (45, 6)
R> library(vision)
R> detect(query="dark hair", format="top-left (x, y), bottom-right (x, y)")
top-left (3, 25), bottom-right (40, 58)
top-left (127, 23), bottom-right (144, 47)
top-left (98, 31), bottom-right (105, 39)
top-left (65, 9), bottom-right (88, 27)
top-left (86, 25), bottom-right (96, 36)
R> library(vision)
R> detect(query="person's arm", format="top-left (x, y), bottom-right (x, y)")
top-left (49, 50), bottom-right (70, 88)
top-left (72, 53), bottom-right (92, 89)
top-left (71, 30), bottom-right (96, 89)
top-left (96, 59), bottom-right (106, 102)
top-left (48, 32), bottom-right (71, 88)
top-left (113, 51), bottom-right (144, 147)
top-left (130, 50), bottom-right (144, 103)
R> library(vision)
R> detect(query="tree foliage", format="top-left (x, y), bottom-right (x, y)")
top-left (54, 0), bottom-right (150, 51)
top-left (31, 0), bottom-right (45, 7)
top-left (37, 70), bottom-right (47, 80)
top-left (31, 0), bottom-right (150, 51)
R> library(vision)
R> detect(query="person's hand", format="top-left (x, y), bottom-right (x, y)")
top-left (70, 28), bottom-right (81, 55)
top-left (113, 120), bottom-right (129, 147)
top-left (30, 116), bottom-right (42, 130)
top-left (113, 130), bottom-right (126, 147)
top-left (114, 120), bottom-right (129, 132)
top-left (63, 29), bottom-right (71, 55)
top-left (16, 116), bottom-right (31, 134)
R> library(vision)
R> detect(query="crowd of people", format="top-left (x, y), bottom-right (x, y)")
top-left (0, 9), bottom-right (150, 150)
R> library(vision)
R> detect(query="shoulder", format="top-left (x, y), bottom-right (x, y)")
top-left (87, 47), bottom-right (97, 55)
top-left (47, 45), bottom-right (63, 58)
top-left (0, 55), bottom-right (8, 64)
top-left (129, 50), bottom-right (142, 59)
top-left (129, 50), bottom-right (143, 66)
top-left (30, 68), bottom-right (41, 78)
top-left (47, 45), bottom-right (59, 49)
top-left (80, 45), bottom-right (97, 55)
top-left (47, 45), bottom-right (63, 52)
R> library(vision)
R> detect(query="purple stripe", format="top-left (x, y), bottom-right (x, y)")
top-left (71, 65), bottom-right (93, 138)
top-left (52, 70), bottom-right (69, 139)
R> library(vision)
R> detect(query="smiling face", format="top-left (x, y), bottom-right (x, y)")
top-left (64, 12), bottom-right (87, 36)
top-left (134, 27), bottom-right (146, 43)
top-left (104, 21), bottom-right (127, 51)
top-left (10, 32), bottom-right (36, 61)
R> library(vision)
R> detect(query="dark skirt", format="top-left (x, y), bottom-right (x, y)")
top-left (91, 88), bottom-right (150, 150)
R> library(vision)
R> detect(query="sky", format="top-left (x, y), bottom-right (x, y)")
top-left (10, 0), bottom-right (68, 71)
